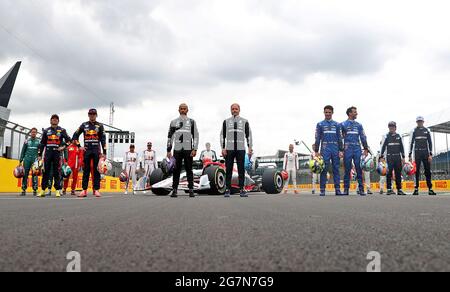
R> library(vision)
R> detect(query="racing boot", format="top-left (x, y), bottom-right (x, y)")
top-left (189, 190), bottom-right (195, 198)
top-left (94, 190), bottom-right (102, 198)
top-left (37, 190), bottom-right (46, 198)
top-left (386, 189), bottom-right (396, 196)
top-left (397, 190), bottom-right (407, 196)
top-left (170, 190), bottom-right (178, 198)
top-left (367, 189), bottom-right (373, 195)
top-left (224, 190), bottom-right (231, 198)
top-left (412, 189), bottom-right (419, 196)
top-left (320, 190), bottom-right (326, 197)
top-left (312, 190), bottom-right (316, 195)
top-left (335, 190), bottom-right (342, 196)
top-left (21, 190), bottom-right (26, 196)
top-left (339, 189), bottom-right (349, 196)
top-left (379, 190), bottom-right (384, 195)
top-left (359, 187), bottom-right (366, 196)
top-left (55, 190), bottom-right (61, 198)
top-left (71, 190), bottom-right (76, 196)
top-left (62, 189), bottom-right (67, 196)
top-left (33, 190), bottom-right (37, 196)
top-left (78, 190), bottom-right (88, 198)
top-left (429, 189), bottom-right (437, 196)
top-left (240, 189), bottom-right (248, 198)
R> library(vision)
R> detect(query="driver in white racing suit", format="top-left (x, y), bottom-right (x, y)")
top-left (283, 144), bottom-right (299, 194)
top-left (200, 142), bottom-right (218, 162)
top-left (142, 142), bottom-right (157, 178)
top-left (123, 145), bottom-right (139, 195)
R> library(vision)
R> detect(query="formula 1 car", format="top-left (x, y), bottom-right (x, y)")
top-left (149, 158), bottom-right (285, 196)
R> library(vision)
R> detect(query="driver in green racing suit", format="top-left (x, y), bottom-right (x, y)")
top-left (19, 128), bottom-right (40, 196)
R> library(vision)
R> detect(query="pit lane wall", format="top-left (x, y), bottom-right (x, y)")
top-left (0, 158), bottom-right (127, 193)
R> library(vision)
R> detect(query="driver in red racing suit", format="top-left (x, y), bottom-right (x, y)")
top-left (63, 141), bottom-right (85, 196)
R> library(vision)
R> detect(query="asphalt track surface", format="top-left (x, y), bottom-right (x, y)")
top-left (0, 191), bottom-right (449, 272)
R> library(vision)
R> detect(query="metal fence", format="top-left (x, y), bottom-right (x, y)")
top-left (0, 118), bottom-right (41, 160)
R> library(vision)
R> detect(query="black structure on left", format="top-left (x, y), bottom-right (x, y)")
top-left (0, 61), bottom-right (21, 108)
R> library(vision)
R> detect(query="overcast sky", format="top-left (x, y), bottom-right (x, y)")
top-left (1, 0), bottom-right (450, 159)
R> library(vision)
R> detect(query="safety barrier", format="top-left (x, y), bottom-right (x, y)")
top-left (0, 158), bottom-right (127, 193)
top-left (290, 181), bottom-right (450, 191)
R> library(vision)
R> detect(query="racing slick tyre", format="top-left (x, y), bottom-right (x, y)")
top-left (262, 169), bottom-right (284, 194)
top-left (203, 165), bottom-right (226, 195)
top-left (150, 169), bottom-right (171, 196)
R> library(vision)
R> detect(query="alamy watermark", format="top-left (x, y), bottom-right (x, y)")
top-left (366, 251), bottom-right (381, 272)
top-left (66, 251), bottom-right (81, 272)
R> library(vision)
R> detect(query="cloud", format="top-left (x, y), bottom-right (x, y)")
top-left (1, 0), bottom-right (450, 157)
top-left (0, 0), bottom-right (401, 114)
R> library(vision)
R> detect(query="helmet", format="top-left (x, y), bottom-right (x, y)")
top-left (161, 157), bottom-right (176, 175)
top-left (97, 157), bottom-right (112, 175)
top-left (402, 161), bottom-right (416, 176)
top-left (119, 171), bottom-right (129, 183)
top-left (309, 156), bottom-right (324, 174)
top-left (361, 155), bottom-right (376, 172)
top-left (281, 170), bottom-right (289, 181)
top-left (61, 164), bottom-right (73, 178)
top-left (13, 165), bottom-right (25, 179)
top-left (32, 160), bottom-right (43, 176)
top-left (376, 162), bottom-right (387, 176)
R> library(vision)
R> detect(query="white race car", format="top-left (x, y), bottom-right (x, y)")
top-left (149, 159), bottom-right (285, 196)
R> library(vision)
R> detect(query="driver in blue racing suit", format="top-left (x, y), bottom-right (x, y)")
top-left (341, 106), bottom-right (369, 196)
top-left (314, 105), bottom-right (344, 196)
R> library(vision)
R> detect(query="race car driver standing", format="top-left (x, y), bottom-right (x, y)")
top-left (167, 103), bottom-right (199, 198)
top-left (142, 141), bottom-right (158, 181)
top-left (380, 121), bottom-right (407, 196)
top-left (200, 142), bottom-right (218, 162)
top-left (314, 105), bottom-right (344, 196)
top-left (409, 116), bottom-right (436, 196)
top-left (37, 114), bottom-right (71, 198)
top-left (283, 144), bottom-right (299, 194)
top-left (63, 140), bottom-right (85, 196)
top-left (19, 128), bottom-right (40, 196)
top-left (72, 109), bottom-right (107, 198)
top-left (221, 103), bottom-right (253, 198)
top-left (123, 145), bottom-right (139, 195)
top-left (341, 107), bottom-right (369, 196)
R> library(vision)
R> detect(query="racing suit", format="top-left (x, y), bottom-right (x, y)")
top-left (381, 133), bottom-right (405, 191)
top-left (19, 137), bottom-right (40, 191)
top-left (123, 152), bottom-right (139, 192)
top-left (314, 119), bottom-right (343, 192)
top-left (283, 151), bottom-right (299, 192)
top-left (63, 145), bottom-right (85, 192)
top-left (200, 150), bottom-right (218, 161)
top-left (341, 120), bottom-right (369, 192)
top-left (142, 150), bottom-right (158, 178)
top-left (72, 121), bottom-right (107, 191)
top-left (409, 127), bottom-right (433, 190)
top-left (221, 116), bottom-right (253, 190)
top-left (39, 126), bottom-right (71, 191)
top-left (364, 171), bottom-right (372, 193)
top-left (167, 116), bottom-right (199, 190)
top-left (312, 173), bottom-right (320, 193)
